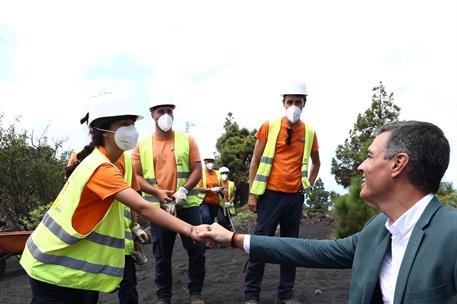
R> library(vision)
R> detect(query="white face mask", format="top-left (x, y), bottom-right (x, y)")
top-left (206, 163), bottom-right (214, 170)
top-left (157, 113), bottom-right (173, 132)
top-left (286, 105), bottom-right (302, 124)
top-left (221, 174), bottom-right (228, 181)
top-left (96, 125), bottom-right (139, 151)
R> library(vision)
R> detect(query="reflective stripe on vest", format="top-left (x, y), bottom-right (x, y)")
top-left (20, 148), bottom-right (125, 292)
top-left (122, 153), bottom-right (134, 255)
top-left (139, 132), bottom-right (200, 207)
top-left (250, 118), bottom-right (315, 196)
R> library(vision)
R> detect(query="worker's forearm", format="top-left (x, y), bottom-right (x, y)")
top-left (138, 203), bottom-right (192, 235)
top-left (184, 165), bottom-right (202, 190)
top-left (137, 176), bottom-right (159, 196)
top-left (308, 163), bottom-right (320, 186)
top-left (248, 162), bottom-right (259, 191)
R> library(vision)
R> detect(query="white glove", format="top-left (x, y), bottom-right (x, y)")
top-left (224, 202), bottom-right (231, 208)
top-left (210, 187), bottom-right (220, 192)
top-left (132, 250), bottom-right (148, 266)
top-left (163, 200), bottom-right (177, 216)
top-left (131, 223), bottom-right (149, 244)
top-left (173, 186), bottom-right (188, 206)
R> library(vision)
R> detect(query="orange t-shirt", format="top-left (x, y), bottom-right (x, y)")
top-left (132, 132), bottom-right (201, 191)
top-left (198, 169), bottom-right (220, 205)
top-left (256, 117), bottom-right (319, 193)
top-left (68, 147), bottom-right (140, 235)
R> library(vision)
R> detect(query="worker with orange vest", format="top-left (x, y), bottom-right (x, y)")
top-left (244, 82), bottom-right (321, 304)
top-left (20, 92), bottom-right (207, 304)
top-left (217, 166), bottom-right (236, 231)
top-left (197, 155), bottom-right (224, 225)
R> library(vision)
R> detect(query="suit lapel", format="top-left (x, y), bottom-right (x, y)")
top-left (393, 197), bottom-right (441, 304)
top-left (364, 231), bottom-right (391, 303)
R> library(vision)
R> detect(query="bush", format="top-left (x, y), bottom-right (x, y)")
top-left (332, 176), bottom-right (379, 238)
top-left (0, 114), bottom-right (68, 231)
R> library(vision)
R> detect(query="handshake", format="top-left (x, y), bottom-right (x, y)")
top-left (190, 223), bottom-right (240, 248)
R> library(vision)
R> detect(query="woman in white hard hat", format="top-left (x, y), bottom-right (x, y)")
top-left (217, 166), bottom-right (236, 231)
top-left (20, 93), bottom-right (208, 304)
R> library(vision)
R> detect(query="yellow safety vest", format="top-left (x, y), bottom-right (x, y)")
top-left (20, 148), bottom-right (125, 292)
top-left (138, 132), bottom-right (200, 207)
top-left (250, 118), bottom-right (315, 196)
top-left (122, 153), bottom-right (134, 255)
top-left (223, 180), bottom-right (235, 215)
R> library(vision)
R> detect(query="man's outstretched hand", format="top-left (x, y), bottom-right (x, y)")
top-left (196, 223), bottom-right (234, 246)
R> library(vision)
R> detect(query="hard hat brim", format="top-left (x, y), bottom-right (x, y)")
top-left (89, 114), bottom-right (144, 127)
top-left (149, 104), bottom-right (176, 112)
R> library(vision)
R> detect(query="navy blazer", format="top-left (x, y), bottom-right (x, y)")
top-left (250, 197), bottom-right (457, 303)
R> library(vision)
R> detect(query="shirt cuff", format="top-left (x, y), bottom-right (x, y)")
top-left (243, 234), bottom-right (251, 253)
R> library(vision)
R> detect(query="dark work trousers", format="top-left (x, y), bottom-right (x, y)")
top-left (28, 275), bottom-right (99, 304)
top-left (216, 206), bottom-right (234, 231)
top-left (244, 190), bottom-right (304, 301)
top-left (118, 255), bottom-right (138, 304)
top-left (199, 202), bottom-right (219, 224)
top-left (150, 206), bottom-right (206, 300)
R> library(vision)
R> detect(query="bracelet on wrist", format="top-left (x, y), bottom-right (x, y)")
top-left (231, 232), bottom-right (239, 248)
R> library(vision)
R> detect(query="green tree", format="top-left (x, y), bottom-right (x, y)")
top-left (436, 181), bottom-right (457, 208)
top-left (215, 112), bottom-right (256, 204)
top-left (0, 114), bottom-right (68, 230)
top-left (304, 178), bottom-right (339, 212)
top-left (332, 176), bottom-right (379, 238)
top-left (331, 82), bottom-right (401, 188)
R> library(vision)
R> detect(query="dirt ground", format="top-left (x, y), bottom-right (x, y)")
top-left (0, 214), bottom-right (351, 304)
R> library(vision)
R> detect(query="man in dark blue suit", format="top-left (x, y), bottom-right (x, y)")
top-left (201, 120), bottom-right (457, 303)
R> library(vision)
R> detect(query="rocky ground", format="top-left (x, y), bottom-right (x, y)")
top-left (0, 212), bottom-right (351, 303)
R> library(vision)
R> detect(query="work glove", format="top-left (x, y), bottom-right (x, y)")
top-left (132, 250), bottom-right (148, 266)
top-left (224, 202), bottom-right (231, 208)
top-left (131, 223), bottom-right (149, 244)
top-left (173, 186), bottom-right (188, 206)
top-left (218, 187), bottom-right (227, 197)
top-left (163, 200), bottom-right (177, 216)
top-left (210, 187), bottom-right (221, 192)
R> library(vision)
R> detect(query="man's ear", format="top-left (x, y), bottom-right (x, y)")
top-left (392, 153), bottom-right (409, 177)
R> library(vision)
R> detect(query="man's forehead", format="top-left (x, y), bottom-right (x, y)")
top-left (154, 105), bottom-right (174, 111)
top-left (370, 132), bottom-right (390, 150)
top-left (284, 95), bottom-right (305, 100)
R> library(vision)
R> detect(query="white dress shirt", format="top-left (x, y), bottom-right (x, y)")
top-left (379, 193), bottom-right (433, 304)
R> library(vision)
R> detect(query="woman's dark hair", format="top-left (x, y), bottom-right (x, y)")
top-left (64, 115), bottom-right (136, 178)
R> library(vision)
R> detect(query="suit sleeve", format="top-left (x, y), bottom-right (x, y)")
top-left (250, 234), bottom-right (358, 269)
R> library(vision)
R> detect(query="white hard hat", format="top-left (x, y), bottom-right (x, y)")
top-left (219, 166), bottom-right (229, 173)
top-left (88, 92), bottom-right (143, 127)
top-left (203, 155), bottom-right (215, 161)
top-left (281, 82), bottom-right (308, 97)
top-left (149, 95), bottom-right (176, 112)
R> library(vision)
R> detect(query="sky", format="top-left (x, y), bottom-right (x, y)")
top-left (0, 0), bottom-right (456, 194)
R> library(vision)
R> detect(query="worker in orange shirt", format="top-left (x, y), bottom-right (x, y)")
top-left (244, 82), bottom-right (320, 304)
top-left (66, 146), bottom-right (148, 304)
top-left (197, 156), bottom-right (224, 225)
top-left (20, 93), bottom-right (208, 304)
top-left (132, 96), bottom-right (205, 304)
top-left (217, 166), bottom-right (236, 231)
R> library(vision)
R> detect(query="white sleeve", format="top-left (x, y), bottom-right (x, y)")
top-left (243, 234), bottom-right (251, 253)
